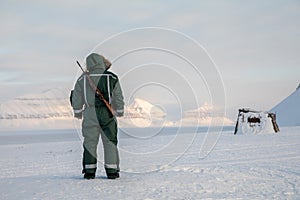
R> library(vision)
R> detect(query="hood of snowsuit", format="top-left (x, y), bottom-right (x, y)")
top-left (86, 53), bottom-right (110, 73)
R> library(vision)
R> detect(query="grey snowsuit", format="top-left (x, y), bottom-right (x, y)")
top-left (71, 53), bottom-right (124, 175)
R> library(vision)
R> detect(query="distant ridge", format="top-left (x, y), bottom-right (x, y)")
top-left (0, 88), bottom-right (74, 131)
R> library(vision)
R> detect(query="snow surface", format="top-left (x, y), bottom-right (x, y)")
top-left (0, 126), bottom-right (299, 199)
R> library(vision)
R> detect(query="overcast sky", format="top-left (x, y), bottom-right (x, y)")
top-left (0, 0), bottom-right (299, 117)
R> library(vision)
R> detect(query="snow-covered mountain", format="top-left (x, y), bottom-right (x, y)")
top-left (119, 100), bottom-right (234, 127)
top-left (270, 83), bottom-right (300, 127)
top-left (119, 98), bottom-right (166, 128)
top-left (0, 88), bottom-right (74, 130)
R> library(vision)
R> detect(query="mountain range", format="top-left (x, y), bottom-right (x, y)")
top-left (0, 88), bottom-right (234, 130)
top-left (2, 83), bottom-right (298, 131)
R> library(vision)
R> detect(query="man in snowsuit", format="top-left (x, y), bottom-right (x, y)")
top-left (71, 53), bottom-right (124, 179)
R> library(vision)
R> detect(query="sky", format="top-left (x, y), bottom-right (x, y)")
top-left (0, 0), bottom-right (299, 119)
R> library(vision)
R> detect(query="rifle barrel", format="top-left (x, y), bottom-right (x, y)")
top-left (76, 61), bottom-right (85, 72)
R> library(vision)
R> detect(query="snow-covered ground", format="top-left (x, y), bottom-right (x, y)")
top-left (0, 126), bottom-right (299, 199)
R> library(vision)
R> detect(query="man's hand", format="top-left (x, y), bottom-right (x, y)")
top-left (74, 113), bottom-right (82, 119)
top-left (114, 110), bottom-right (124, 117)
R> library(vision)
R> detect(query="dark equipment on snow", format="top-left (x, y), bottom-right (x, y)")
top-left (234, 108), bottom-right (280, 134)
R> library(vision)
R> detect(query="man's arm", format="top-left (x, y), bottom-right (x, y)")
top-left (71, 78), bottom-right (84, 119)
top-left (111, 80), bottom-right (124, 117)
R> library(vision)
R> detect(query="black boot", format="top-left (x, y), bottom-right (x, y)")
top-left (84, 172), bottom-right (95, 179)
top-left (107, 172), bottom-right (119, 179)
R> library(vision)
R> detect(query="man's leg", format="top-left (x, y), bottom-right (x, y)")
top-left (100, 120), bottom-right (120, 179)
top-left (82, 126), bottom-right (100, 179)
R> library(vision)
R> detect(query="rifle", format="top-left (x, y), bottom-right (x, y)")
top-left (76, 61), bottom-right (115, 116)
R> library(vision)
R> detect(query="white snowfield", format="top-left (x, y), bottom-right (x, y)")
top-left (0, 126), bottom-right (299, 200)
